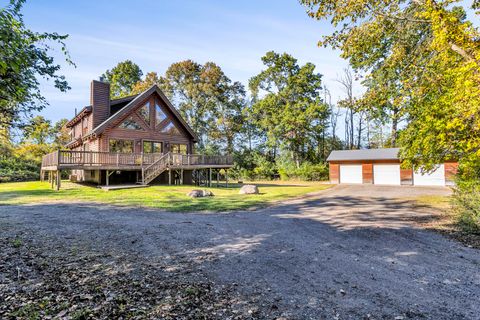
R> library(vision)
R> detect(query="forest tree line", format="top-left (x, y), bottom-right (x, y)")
top-left (2, 51), bottom-right (393, 182)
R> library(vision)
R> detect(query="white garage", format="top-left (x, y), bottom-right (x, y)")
top-left (414, 165), bottom-right (445, 186)
top-left (373, 164), bottom-right (401, 185)
top-left (339, 165), bottom-right (363, 184)
top-left (327, 148), bottom-right (456, 186)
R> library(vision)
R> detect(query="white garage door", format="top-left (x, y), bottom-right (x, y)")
top-left (414, 165), bottom-right (445, 186)
top-left (373, 164), bottom-right (401, 185)
top-left (340, 165), bottom-right (363, 184)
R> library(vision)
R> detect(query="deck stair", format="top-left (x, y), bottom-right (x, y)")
top-left (142, 152), bottom-right (170, 185)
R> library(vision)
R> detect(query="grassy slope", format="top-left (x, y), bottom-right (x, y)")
top-left (0, 181), bottom-right (332, 212)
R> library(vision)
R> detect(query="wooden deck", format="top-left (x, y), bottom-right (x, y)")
top-left (41, 150), bottom-right (234, 171)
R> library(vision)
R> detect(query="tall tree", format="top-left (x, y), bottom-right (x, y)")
top-left (53, 118), bottom-right (70, 147)
top-left (131, 72), bottom-right (162, 94)
top-left (248, 51), bottom-right (329, 166)
top-left (0, 0), bottom-right (73, 129)
top-left (22, 115), bottom-right (52, 145)
top-left (160, 60), bottom-right (245, 150)
top-left (301, 0), bottom-right (480, 170)
top-left (101, 60), bottom-right (143, 99)
top-left (209, 81), bottom-right (246, 154)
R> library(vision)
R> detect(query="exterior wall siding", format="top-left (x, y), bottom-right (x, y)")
top-left (329, 160), bottom-right (458, 186)
top-left (445, 162), bottom-right (459, 186)
top-left (329, 163), bottom-right (339, 184)
top-left (362, 163), bottom-right (373, 184)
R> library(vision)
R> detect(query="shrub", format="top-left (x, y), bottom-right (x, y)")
top-left (453, 178), bottom-right (480, 232)
top-left (277, 157), bottom-right (329, 181)
top-left (0, 157), bottom-right (40, 182)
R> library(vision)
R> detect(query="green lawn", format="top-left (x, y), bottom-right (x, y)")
top-left (0, 180), bottom-right (332, 212)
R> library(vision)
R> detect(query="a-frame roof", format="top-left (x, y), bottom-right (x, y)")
top-left (86, 85), bottom-right (198, 142)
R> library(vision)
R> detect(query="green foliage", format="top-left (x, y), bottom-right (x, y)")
top-left (252, 153), bottom-right (277, 180)
top-left (0, 156), bottom-right (39, 182)
top-left (453, 163), bottom-right (480, 232)
top-left (0, 115), bottom-right (67, 183)
top-left (248, 51), bottom-right (330, 163)
top-left (131, 71), bottom-right (162, 94)
top-left (102, 60), bottom-right (143, 98)
top-left (22, 115), bottom-right (53, 144)
top-left (301, 0), bottom-right (480, 171)
top-left (0, 0), bottom-right (72, 128)
top-left (159, 60), bottom-right (246, 151)
top-left (277, 156), bottom-right (328, 181)
top-left (454, 179), bottom-right (480, 232)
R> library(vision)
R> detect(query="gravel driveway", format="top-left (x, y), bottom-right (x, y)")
top-left (1, 185), bottom-right (479, 319)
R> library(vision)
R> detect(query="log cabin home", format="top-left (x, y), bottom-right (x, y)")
top-left (41, 80), bottom-right (233, 189)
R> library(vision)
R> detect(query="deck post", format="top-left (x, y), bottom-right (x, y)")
top-left (116, 153), bottom-right (119, 166)
top-left (217, 170), bottom-right (219, 187)
top-left (106, 170), bottom-right (109, 186)
top-left (168, 169), bottom-right (172, 185)
top-left (226, 169), bottom-right (228, 188)
top-left (56, 170), bottom-right (61, 191)
top-left (180, 169), bottom-right (183, 185)
top-left (50, 172), bottom-right (54, 189)
top-left (208, 168), bottom-right (212, 187)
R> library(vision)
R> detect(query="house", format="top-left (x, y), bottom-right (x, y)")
top-left (41, 80), bottom-right (233, 189)
top-left (326, 148), bottom-right (457, 186)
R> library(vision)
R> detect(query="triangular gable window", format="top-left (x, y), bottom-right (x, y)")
top-left (161, 121), bottom-right (181, 135)
top-left (155, 102), bottom-right (167, 125)
top-left (118, 116), bottom-right (144, 130)
top-left (137, 102), bottom-right (150, 125)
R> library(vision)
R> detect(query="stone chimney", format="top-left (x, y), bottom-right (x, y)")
top-left (90, 80), bottom-right (110, 128)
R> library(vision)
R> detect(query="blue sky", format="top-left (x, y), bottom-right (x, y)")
top-left (10, 0), bottom-right (354, 124)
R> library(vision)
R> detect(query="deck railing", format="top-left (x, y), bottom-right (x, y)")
top-left (41, 150), bottom-right (233, 168)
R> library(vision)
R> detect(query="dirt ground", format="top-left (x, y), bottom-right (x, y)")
top-left (1, 185), bottom-right (479, 319)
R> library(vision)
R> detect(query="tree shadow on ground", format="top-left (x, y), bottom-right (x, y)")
top-left (0, 193), bottom-right (478, 319)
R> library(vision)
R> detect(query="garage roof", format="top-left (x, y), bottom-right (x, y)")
top-left (326, 148), bottom-right (400, 161)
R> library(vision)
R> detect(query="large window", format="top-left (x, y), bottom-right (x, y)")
top-left (143, 141), bottom-right (162, 153)
top-left (109, 139), bottom-right (134, 153)
top-left (137, 102), bottom-right (150, 124)
top-left (161, 121), bottom-right (181, 135)
top-left (155, 102), bottom-right (167, 125)
top-left (171, 143), bottom-right (187, 154)
top-left (119, 116), bottom-right (143, 130)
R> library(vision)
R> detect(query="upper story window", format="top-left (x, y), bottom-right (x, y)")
top-left (155, 102), bottom-right (167, 125)
top-left (119, 116), bottom-right (144, 130)
top-left (161, 121), bottom-right (181, 135)
top-left (138, 102), bottom-right (150, 125)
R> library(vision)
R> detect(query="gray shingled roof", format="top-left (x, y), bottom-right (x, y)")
top-left (326, 148), bottom-right (400, 161)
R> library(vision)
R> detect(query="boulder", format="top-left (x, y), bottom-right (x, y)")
top-left (187, 190), bottom-right (214, 198)
top-left (239, 184), bottom-right (259, 195)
